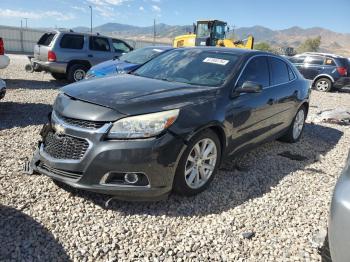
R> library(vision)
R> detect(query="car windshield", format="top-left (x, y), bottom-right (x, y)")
top-left (134, 49), bottom-right (240, 87)
top-left (120, 48), bottom-right (166, 65)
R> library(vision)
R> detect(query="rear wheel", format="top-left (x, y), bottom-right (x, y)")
top-left (51, 73), bottom-right (66, 80)
top-left (67, 64), bottom-right (88, 83)
top-left (314, 78), bottom-right (332, 92)
top-left (173, 130), bottom-right (221, 196)
top-left (279, 106), bottom-right (306, 143)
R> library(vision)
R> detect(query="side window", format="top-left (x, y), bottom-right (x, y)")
top-left (237, 56), bottom-right (269, 88)
top-left (325, 58), bottom-right (336, 66)
top-left (112, 39), bottom-right (131, 53)
top-left (89, 36), bottom-right (111, 52)
top-left (60, 34), bottom-right (84, 49)
top-left (37, 33), bottom-right (56, 46)
top-left (305, 56), bottom-right (324, 65)
top-left (269, 57), bottom-right (290, 85)
top-left (289, 56), bottom-right (305, 64)
top-left (288, 65), bottom-right (296, 81)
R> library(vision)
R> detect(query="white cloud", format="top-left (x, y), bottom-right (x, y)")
top-left (72, 6), bottom-right (88, 13)
top-left (151, 0), bottom-right (161, 2)
top-left (152, 5), bottom-right (161, 12)
top-left (0, 9), bottom-right (75, 21)
top-left (87, 0), bottom-right (129, 6)
top-left (139, 6), bottom-right (145, 11)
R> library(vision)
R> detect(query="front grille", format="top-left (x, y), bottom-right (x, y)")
top-left (57, 113), bottom-right (106, 129)
top-left (40, 164), bottom-right (83, 180)
top-left (43, 131), bottom-right (89, 160)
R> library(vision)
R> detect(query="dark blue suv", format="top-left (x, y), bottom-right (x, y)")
top-left (289, 52), bottom-right (350, 92)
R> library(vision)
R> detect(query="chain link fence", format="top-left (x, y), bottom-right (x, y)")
top-left (0, 25), bottom-right (171, 54)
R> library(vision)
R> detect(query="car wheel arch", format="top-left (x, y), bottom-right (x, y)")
top-left (67, 60), bottom-right (91, 72)
top-left (184, 123), bottom-right (227, 160)
top-left (313, 75), bottom-right (334, 86)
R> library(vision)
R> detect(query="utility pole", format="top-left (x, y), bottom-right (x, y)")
top-left (153, 19), bottom-right (156, 45)
top-left (24, 18), bottom-right (28, 28)
top-left (20, 20), bottom-right (22, 28)
top-left (89, 6), bottom-right (93, 33)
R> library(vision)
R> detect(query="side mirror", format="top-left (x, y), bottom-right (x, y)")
top-left (236, 81), bottom-right (263, 94)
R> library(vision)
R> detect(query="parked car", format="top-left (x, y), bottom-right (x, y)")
top-left (28, 47), bottom-right (310, 200)
top-left (289, 52), bottom-right (350, 92)
top-left (0, 37), bottom-right (10, 69)
top-left (0, 78), bottom-right (6, 100)
top-left (328, 150), bottom-right (350, 262)
top-left (26, 30), bottom-right (133, 82)
top-left (85, 46), bottom-right (173, 79)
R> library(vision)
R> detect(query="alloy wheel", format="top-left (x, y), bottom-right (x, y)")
top-left (74, 69), bottom-right (86, 82)
top-left (316, 80), bottom-right (329, 92)
top-left (293, 109), bottom-right (305, 140)
top-left (184, 138), bottom-right (218, 189)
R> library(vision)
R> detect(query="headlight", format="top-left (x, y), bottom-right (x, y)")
top-left (108, 109), bottom-right (180, 139)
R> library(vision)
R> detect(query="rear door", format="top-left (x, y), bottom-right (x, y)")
top-left (35, 32), bottom-right (56, 61)
top-left (302, 55), bottom-right (325, 80)
top-left (88, 36), bottom-right (113, 65)
top-left (267, 56), bottom-right (299, 130)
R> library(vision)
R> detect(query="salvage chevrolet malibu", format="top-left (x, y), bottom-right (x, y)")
top-left (29, 47), bottom-right (310, 200)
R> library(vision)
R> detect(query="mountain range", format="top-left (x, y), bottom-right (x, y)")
top-left (73, 23), bottom-right (350, 56)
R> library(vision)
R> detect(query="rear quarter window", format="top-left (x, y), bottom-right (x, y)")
top-left (60, 34), bottom-right (84, 49)
top-left (37, 33), bottom-right (56, 46)
top-left (269, 57), bottom-right (290, 85)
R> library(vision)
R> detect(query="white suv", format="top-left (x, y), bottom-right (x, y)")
top-left (0, 37), bottom-right (10, 69)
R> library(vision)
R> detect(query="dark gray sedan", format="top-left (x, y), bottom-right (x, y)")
top-left (29, 47), bottom-right (310, 200)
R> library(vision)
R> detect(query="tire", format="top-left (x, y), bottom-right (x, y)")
top-left (279, 106), bottom-right (306, 143)
top-left (173, 129), bottom-right (222, 196)
top-left (67, 64), bottom-right (88, 83)
top-left (314, 78), bottom-right (332, 92)
top-left (51, 73), bottom-right (66, 80)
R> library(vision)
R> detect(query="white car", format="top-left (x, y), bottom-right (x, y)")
top-left (0, 37), bottom-right (10, 69)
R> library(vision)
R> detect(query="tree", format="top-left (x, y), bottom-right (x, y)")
top-left (254, 42), bottom-right (272, 52)
top-left (297, 36), bottom-right (321, 53)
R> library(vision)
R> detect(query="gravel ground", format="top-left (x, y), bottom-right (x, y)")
top-left (1, 54), bottom-right (350, 261)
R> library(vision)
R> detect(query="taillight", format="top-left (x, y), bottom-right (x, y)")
top-left (337, 67), bottom-right (347, 76)
top-left (48, 51), bottom-right (56, 62)
top-left (0, 38), bottom-right (4, 55)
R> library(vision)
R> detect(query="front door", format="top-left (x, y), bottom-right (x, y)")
top-left (226, 56), bottom-right (277, 155)
top-left (88, 36), bottom-right (114, 65)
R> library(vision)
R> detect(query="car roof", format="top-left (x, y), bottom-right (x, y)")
top-left (176, 46), bottom-right (265, 56)
top-left (141, 46), bottom-right (173, 51)
top-left (298, 52), bottom-right (345, 59)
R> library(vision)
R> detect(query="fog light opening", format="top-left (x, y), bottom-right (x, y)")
top-left (124, 173), bottom-right (139, 184)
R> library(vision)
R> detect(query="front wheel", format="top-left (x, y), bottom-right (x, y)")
top-left (279, 106), bottom-right (306, 143)
top-left (173, 130), bottom-right (221, 196)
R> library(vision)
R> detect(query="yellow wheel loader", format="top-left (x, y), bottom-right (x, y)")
top-left (173, 20), bottom-right (254, 49)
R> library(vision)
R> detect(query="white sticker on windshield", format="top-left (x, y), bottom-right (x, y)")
top-left (203, 57), bottom-right (229, 66)
top-left (153, 49), bottom-right (163, 52)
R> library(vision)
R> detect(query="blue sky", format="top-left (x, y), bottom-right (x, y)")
top-left (0, 0), bottom-right (349, 33)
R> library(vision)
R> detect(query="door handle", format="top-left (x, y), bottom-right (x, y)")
top-left (267, 98), bottom-right (274, 105)
top-left (88, 54), bottom-right (93, 58)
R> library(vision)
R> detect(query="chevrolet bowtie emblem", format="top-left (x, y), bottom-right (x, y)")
top-left (53, 123), bottom-right (65, 135)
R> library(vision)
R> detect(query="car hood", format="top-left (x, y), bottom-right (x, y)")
top-left (62, 74), bottom-right (218, 116)
top-left (89, 59), bottom-right (138, 77)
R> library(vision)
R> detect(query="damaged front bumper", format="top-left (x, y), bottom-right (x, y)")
top-left (27, 111), bottom-right (186, 201)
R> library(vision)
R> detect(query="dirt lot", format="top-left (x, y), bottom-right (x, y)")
top-left (1, 54), bottom-right (350, 261)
